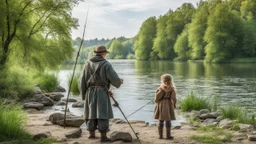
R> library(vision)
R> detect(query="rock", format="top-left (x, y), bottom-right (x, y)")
top-left (110, 131), bottom-right (132, 142)
top-left (49, 113), bottom-right (84, 127)
top-left (116, 120), bottom-right (127, 124)
top-left (128, 120), bottom-right (145, 124)
top-left (56, 101), bottom-right (66, 106)
top-left (200, 112), bottom-right (220, 119)
top-left (30, 94), bottom-right (54, 106)
top-left (26, 108), bottom-right (43, 114)
top-left (23, 102), bottom-right (44, 110)
top-left (110, 118), bottom-right (122, 123)
top-left (232, 132), bottom-right (247, 141)
top-left (218, 118), bottom-right (233, 129)
top-left (43, 123), bottom-right (51, 126)
top-left (62, 98), bottom-right (77, 102)
top-left (49, 113), bottom-right (65, 124)
top-left (44, 93), bottom-right (64, 101)
top-left (32, 132), bottom-right (51, 140)
top-left (216, 116), bottom-right (224, 121)
top-left (238, 124), bottom-right (254, 132)
top-left (180, 125), bottom-right (196, 130)
top-left (248, 135), bottom-right (256, 141)
top-left (33, 86), bottom-right (42, 94)
top-left (55, 85), bottom-right (66, 92)
top-left (199, 109), bottom-right (210, 115)
top-left (202, 118), bottom-right (218, 126)
top-left (72, 101), bottom-right (84, 108)
top-left (65, 128), bottom-right (82, 138)
top-left (58, 117), bottom-right (85, 127)
top-left (172, 125), bottom-right (181, 129)
top-left (191, 110), bottom-right (200, 117)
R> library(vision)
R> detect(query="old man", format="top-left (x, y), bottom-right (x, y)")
top-left (80, 45), bottom-right (123, 142)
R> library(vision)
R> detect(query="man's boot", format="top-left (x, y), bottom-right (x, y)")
top-left (166, 127), bottom-right (174, 140)
top-left (88, 131), bottom-right (95, 139)
top-left (158, 126), bottom-right (163, 139)
top-left (100, 132), bottom-right (111, 142)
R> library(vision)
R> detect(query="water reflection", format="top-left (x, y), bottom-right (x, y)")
top-left (58, 60), bottom-right (256, 124)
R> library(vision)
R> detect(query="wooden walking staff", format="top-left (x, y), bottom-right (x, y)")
top-left (63, 7), bottom-right (90, 128)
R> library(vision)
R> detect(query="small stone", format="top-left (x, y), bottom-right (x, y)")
top-left (44, 93), bottom-right (64, 101)
top-left (116, 120), bottom-right (126, 124)
top-left (199, 109), bottom-right (210, 115)
top-left (72, 101), bottom-right (84, 108)
top-left (56, 101), bottom-right (66, 106)
top-left (238, 124), bottom-right (254, 132)
top-left (58, 118), bottom-right (85, 127)
top-left (216, 116), bottom-right (224, 121)
top-left (202, 118), bottom-right (218, 126)
top-left (248, 135), bottom-right (256, 141)
top-left (33, 132), bottom-right (51, 140)
top-left (30, 94), bottom-right (54, 106)
top-left (55, 85), bottom-right (66, 92)
top-left (218, 118), bottom-right (233, 129)
top-left (172, 125), bottom-right (181, 129)
top-left (62, 98), bottom-right (77, 102)
top-left (65, 128), bottom-right (82, 138)
top-left (23, 102), bottom-right (44, 110)
top-left (110, 118), bottom-right (122, 123)
top-left (110, 131), bottom-right (132, 142)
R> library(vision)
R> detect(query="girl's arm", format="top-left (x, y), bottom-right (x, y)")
top-left (171, 90), bottom-right (177, 108)
top-left (154, 88), bottom-right (165, 103)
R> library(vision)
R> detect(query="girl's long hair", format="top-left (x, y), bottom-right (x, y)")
top-left (161, 74), bottom-right (175, 90)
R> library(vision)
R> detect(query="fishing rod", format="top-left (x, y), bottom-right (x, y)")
top-left (126, 98), bottom-right (154, 118)
top-left (109, 94), bottom-right (141, 144)
top-left (63, 7), bottom-right (90, 128)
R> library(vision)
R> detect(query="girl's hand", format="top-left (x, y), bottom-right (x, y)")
top-left (174, 103), bottom-right (177, 108)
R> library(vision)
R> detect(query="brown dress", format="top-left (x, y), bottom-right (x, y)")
top-left (154, 85), bottom-right (177, 121)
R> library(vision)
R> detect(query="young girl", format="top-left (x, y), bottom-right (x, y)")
top-left (154, 74), bottom-right (177, 139)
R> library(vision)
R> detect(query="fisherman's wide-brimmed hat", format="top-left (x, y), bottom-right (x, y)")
top-left (94, 46), bottom-right (110, 54)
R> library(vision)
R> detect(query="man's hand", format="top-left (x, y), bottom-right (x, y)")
top-left (174, 103), bottom-right (177, 109)
top-left (108, 90), bottom-right (114, 98)
top-left (120, 78), bottom-right (124, 84)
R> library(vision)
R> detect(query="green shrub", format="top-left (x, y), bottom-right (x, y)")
top-left (126, 53), bottom-right (135, 59)
top-left (68, 74), bottom-right (80, 95)
top-left (0, 67), bottom-right (34, 99)
top-left (0, 103), bottom-right (30, 141)
top-left (220, 105), bottom-right (256, 126)
top-left (180, 91), bottom-right (211, 112)
top-left (37, 73), bottom-right (59, 92)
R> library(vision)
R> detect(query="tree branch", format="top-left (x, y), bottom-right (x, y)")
top-left (29, 12), bottom-right (52, 37)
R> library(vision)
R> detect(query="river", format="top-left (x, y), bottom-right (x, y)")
top-left (56, 60), bottom-right (256, 125)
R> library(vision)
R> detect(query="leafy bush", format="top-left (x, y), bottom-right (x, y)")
top-left (220, 105), bottom-right (256, 126)
top-left (68, 74), bottom-right (80, 95)
top-left (37, 73), bottom-right (59, 92)
top-left (0, 67), bottom-right (34, 99)
top-left (180, 91), bottom-right (211, 112)
top-left (126, 53), bottom-right (135, 59)
top-left (0, 103), bottom-right (30, 141)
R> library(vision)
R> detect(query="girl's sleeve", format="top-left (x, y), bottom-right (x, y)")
top-left (154, 88), bottom-right (165, 103)
top-left (171, 90), bottom-right (177, 105)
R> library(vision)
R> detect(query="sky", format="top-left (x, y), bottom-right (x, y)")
top-left (71, 0), bottom-right (200, 40)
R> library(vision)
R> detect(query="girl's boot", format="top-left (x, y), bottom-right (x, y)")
top-left (158, 126), bottom-right (163, 139)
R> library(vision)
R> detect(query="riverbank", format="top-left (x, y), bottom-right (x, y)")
top-left (24, 109), bottom-right (255, 144)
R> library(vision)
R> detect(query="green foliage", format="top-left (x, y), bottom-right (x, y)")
top-left (0, 67), bottom-right (34, 99)
top-left (204, 2), bottom-right (244, 62)
top-left (109, 40), bottom-right (125, 59)
top-left (126, 53), bottom-right (135, 59)
top-left (180, 91), bottom-right (211, 112)
top-left (191, 125), bottom-right (232, 144)
top-left (174, 25), bottom-right (191, 61)
top-left (0, 0), bottom-right (79, 70)
top-left (37, 73), bottom-right (59, 92)
top-left (220, 105), bottom-right (256, 126)
top-left (68, 74), bottom-right (80, 95)
top-left (0, 103), bottom-right (30, 141)
top-left (0, 137), bottom-right (61, 144)
top-left (134, 17), bottom-right (157, 60)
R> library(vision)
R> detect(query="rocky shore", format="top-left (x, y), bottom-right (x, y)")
top-left (22, 86), bottom-right (256, 144)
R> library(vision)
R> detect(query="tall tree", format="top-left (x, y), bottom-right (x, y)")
top-left (0, 0), bottom-right (79, 70)
top-left (204, 2), bottom-right (244, 62)
top-left (108, 39), bottom-right (125, 59)
top-left (188, 1), bottom-right (209, 60)
top-left (134, 17), bottom-right (157, 60)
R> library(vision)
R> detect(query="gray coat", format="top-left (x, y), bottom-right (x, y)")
top-left (80, 56), bottom-right (122, 119)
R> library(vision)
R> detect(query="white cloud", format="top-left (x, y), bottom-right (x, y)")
top-left (71, 0), bottom-right (200, 39)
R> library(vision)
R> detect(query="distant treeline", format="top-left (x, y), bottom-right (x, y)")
top-left (134, 0), bottom-right (256, 62)
top-left (67, 36), bottom-right (135, 64)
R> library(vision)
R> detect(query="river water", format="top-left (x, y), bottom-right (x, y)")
top-left (56, 60), bottom-right (256, 125)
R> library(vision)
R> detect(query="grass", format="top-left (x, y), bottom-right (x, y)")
top-left (0, 67), bottom-right (34, 99)
top-left (0, 103), bottom-right (30, 141)
top-left (180, 91), bottom-right (211, 112)
top-left (220, 104), bottom-right (256, 127)
top-left (0, 138), bottom-right (61, 144)
top-left (190, 125), bottom-right (232, 144)
top-left (68, 73), bottom-right (80, 95)
top-left (230, 57), bottom-right (256, 63)
top-left (36, 73), bottom-right (59, 92)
